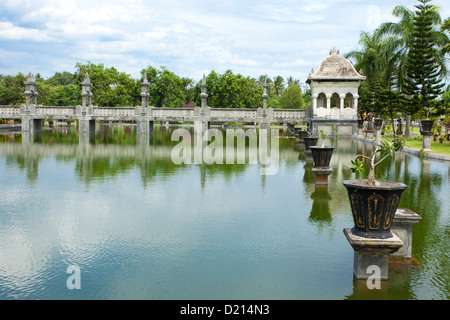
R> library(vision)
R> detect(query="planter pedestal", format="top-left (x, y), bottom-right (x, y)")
top-left (391, 208), bottom-right (422, 259)
top-left (422, 134), bottom-right (432, 152)
top-left (344, 228), bottom-right (403, 280)
top-left (303, 137), bottom-right (318, 162)
top-left (357, 122), bottom-right (364, 138)
top-left (312, 168), bottom-right (333, 185)
top-left (365, 129), bottom-right (374, 140)
top-left (421, 120), bottom-right (434, 152)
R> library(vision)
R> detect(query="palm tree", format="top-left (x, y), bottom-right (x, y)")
top-left (273, 76), bottom-right (285, 97)
top-left (345, 31), bottom-right (404, 133)
top-left (286, 76), bottom-right (300, 86)
top-left (345, 31), bottom-right (385, 85)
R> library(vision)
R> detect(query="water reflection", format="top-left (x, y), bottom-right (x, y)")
top-left (0, 126), bottom-right (300, 189)
top-left (0, 125), bottom-right (448, 300)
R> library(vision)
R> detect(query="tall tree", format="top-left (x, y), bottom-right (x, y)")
top-left (375, 2), bottom-right (448, 136)
top-left (442, 17), bottom-right (450, 55)
top-left (196, 70), bottom-right (262, 109)
top-left (345, 31), bottom-right (390, 114)
top-left (404, 0), bottom-right (445, 119)
top-left (0, 73), bottom-right (26, 105)
top-left (272, 76), bottom-right (285, 97)
top-left (75, 62), bottom-right (139, 107)
top-left (279, 83), bottom-right (304, 109)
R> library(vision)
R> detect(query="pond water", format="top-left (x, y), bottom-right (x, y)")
top-left (0, 125), bottom-right (448, 300)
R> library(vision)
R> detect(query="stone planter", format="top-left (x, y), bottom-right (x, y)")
top-left (310, 146), bottom-right (334, 169)
top-left (297, 130), bottom-right (310, 141)
top-left (303, 137), bottom-right (318, 150)
top-left (343, 179), bottom-right (407, 239)
top-left (374, 118), bottom-right (383, 128)
top-left (421, 119), bottom-right (434, 135)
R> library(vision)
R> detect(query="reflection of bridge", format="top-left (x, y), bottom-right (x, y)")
top-left (0, 73), bottom-right (311, 134)
top-left (0, 131), bottom-right (300, 187)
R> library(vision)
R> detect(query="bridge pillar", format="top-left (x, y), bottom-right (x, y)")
top-left (137, 119), bottom-right (153, 135)
top-left (79, 119), bottom-right (96, 133)
top-left (194, 121), bottom-right (209, 134)
top-left (21, 116), bottom-right (43, 132)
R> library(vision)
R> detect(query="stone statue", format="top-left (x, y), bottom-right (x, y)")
top-left (396, 117), bottom-right (403, 135)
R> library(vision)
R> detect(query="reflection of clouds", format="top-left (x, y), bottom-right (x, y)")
top-left (0, 224), bottom-right (51, 297)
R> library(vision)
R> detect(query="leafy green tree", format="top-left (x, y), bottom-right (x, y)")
top-left (50, 84), bottom-right (80, 106)
top-left (279, 83), bottom-right (304, 109)
top-left (140, 66), bottom-right (190, 108)
top-left (75, 62), bottom-right (139, 107)
top-left (194, 70), bottom-right (262, 108)
top-left (0, 73), bottom-right (26, 105)
top-left (46, 72), bottom-right (77, 86)
top-left (404, 0), bottom-right (446, 118)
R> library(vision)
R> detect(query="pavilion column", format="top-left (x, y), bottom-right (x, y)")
top-left (340, 94), bottom-right (345, 112)
top-left (353, 94), bottom-right (359, 111)
top-left (326, 94), bottom-right (332, 110)
top-left (311, 94), bottom-right (318, 116)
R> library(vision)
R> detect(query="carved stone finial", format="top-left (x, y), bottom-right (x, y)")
top-left (143, 72), bottom-right (148, 83)
top-left (84, 72), bottom-right (90, 83)
top-left (330, 47), bottom-right (338, 55)
top-left (27, 72), bottom-right (36, 82)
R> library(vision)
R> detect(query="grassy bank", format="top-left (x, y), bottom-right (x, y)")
top-left (384, 135), bottom-right (450, 156)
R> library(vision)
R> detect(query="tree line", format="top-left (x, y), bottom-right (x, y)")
top-left (345, 0), bottom-right (450, 136)
top-left (0, 62), bottom-right (309, 109)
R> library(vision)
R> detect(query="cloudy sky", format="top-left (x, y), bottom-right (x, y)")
top-left (0, 0), bottom-right (449, 84)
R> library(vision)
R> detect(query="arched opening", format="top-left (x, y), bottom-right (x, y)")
top-left (344, 93), bottom-right (354, 109)
top-left (330, 93), bottom-right (340, 108)
top-left (317, 93), bottom-right (326, 108)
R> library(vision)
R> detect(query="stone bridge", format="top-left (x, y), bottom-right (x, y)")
top-left (1, 48), bottom-right (365, 137)
top-left (0, 73), bottom-right (311, 134)
top-left (0, 104), bottom-right (311, 132)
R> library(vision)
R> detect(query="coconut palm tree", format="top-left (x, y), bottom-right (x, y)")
top-left (273, 76), bottom-right (285, 97)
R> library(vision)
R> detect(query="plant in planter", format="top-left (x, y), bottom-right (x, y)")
top-left (343, 140), bottom-right (407, 239)
top-left (310, 128), bottom-right (337, 169)
top-left (420, 107), bottom-right (436, 134)
top-left (303, 131), bottom-right (318, 151)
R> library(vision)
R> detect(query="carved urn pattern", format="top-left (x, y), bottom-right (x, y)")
top-left (343, 180), bottom-right (407, 239)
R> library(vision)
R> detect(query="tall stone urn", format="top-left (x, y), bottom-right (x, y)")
top-left (343, 180), bottom-right (407, 239)
top-left (310, 146), bottom-right (334, 169)
top-left (310, 146), bottom-right (334, 185)
top-left (303, 137), bottom-right (318, 150)
top-left (303, 137), bottom-right (318, 161)
top-left (420, 119), bottom-right (434, 134)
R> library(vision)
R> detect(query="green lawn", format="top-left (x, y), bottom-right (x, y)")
top-left (384, 135), bottom-right (450, 156)
top-left (405, 137), bottom-right (450, 155)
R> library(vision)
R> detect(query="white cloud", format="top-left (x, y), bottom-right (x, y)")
top-left (0, 0), bottom-right (448, 81)
top-left (0, 21), bottom-right (51, 41)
